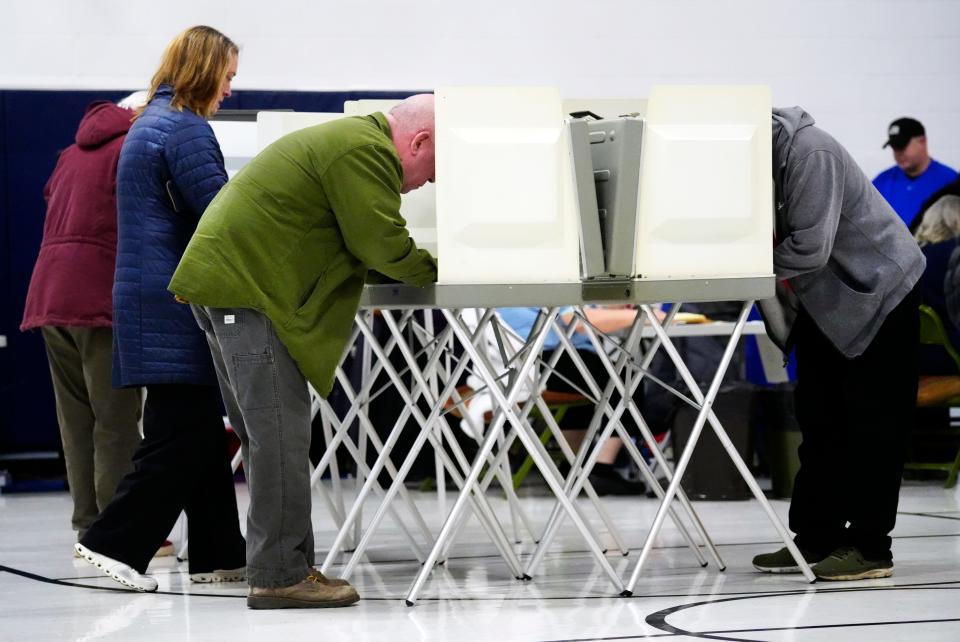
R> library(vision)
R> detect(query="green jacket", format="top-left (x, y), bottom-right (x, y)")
top-left (169, 113), bottom-right (437, 397)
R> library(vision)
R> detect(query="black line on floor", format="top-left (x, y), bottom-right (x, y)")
top-left (899, 511), bottom-right (960, 522)
top-left (642, 586), bottom-right (960, 641)
top-left (400, 580), bottom-right (960, 603)
top-left (7, 562), bottom-right (960, 607)
top-left (541, 616), bottom-right (960, 641)
top-left (0, 564), bottom-right (245, 599)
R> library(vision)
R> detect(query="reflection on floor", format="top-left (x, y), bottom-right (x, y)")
top-left (1, 481), bottom-right (959, 641)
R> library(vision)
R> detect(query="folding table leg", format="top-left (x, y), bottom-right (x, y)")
top-left (314, 400), bottom-right (428, 563)
top-left (325, 313), bottom-right (525, 581)
top-left (624, 301), bottom-right (816, 594)
top-left (573, 309), bottom-right (723, 569)
top-left (375, 312), bottom-right (525, 571)
top-left (354, 311), bottom-right (374, 548)
top-left (526, 369), bottom-right (709, 576)
top-left (525, 309), bottom-right (712, 575)
top-left (404, 309), bottom-right (625, 606)
top-left (410, 311), bottom-right (543, 548)
top-left (331, 368), bottom-right (436, 550)
top-left (316, 318), bottom-right (454, 568)
top-left (446, 317), bottom-right (628, 560)
top-left (423, 313), bottom-right (447, 522)
top-left (317, 317), bottom-right (457, 569)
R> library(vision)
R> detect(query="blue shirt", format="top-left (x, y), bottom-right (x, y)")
top-left (873, 159), bottom-right (958, 228)
top-left (497, 307), bottom-right (597, 353)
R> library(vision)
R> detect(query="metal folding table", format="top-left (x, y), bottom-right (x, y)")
top-left (316, 276), bottom-right (814, 604)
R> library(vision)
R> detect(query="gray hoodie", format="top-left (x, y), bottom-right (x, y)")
top-left (760, 107), bottom-right (925, 358)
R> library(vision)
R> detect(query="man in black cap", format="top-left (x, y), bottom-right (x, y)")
top-left (873, 117), bottom-right (957, 229)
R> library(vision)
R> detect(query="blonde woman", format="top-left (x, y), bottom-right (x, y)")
top-left (914, 195), bottom-right (960, 247)
top-left (914, 196), bottom-right (960, 374)
top-left (75, 26), bottom-right (246, 592)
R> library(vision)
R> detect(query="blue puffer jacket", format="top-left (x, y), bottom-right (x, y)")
top-left (113, 85), bottom-right (225, 387)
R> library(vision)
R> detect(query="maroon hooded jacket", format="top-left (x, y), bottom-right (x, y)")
top-left (21, 101), bottom-right (134, 330)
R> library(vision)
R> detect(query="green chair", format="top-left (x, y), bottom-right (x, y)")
top-left (905, 305), bottom-right (960, 488)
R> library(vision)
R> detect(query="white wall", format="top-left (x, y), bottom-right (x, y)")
top-left (3, 0), bottom-right (959, 177)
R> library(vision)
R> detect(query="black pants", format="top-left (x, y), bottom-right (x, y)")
top-left (789, 286), bottom-right (919, 561)
top-left (80, 384), bottom-right (246, 574)
top-left (545, 350), bottom-right (644, 437)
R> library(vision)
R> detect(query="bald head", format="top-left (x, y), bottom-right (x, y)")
top-left (386, 94), bottom-right (436, 193)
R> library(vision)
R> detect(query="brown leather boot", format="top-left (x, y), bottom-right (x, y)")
top-left (307, 567), bottom-right (351, 587)
top-left (247, 571), bottom-right (359, 609)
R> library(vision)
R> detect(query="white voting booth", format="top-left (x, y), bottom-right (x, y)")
top-left (635, 85), bottom-right (773, 279)
top-left (434, 87), bottom-right (582, 284)
top-left (255, 111), bottom-right (343, 150)
top-left (208, 120), bottom-right (259, 178)
top-left (432, 86), bottom-right (772, 284)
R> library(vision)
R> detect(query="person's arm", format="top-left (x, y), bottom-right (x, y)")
top-left (325, 144), bottom-right (437, 287)
top-left (555, 305), bottom-right (661, 336)
top-left (165, 120), bottom-right (228, 219)
top-left (773, 149), bottom-right (845, 280)
top-left (579, 307), bottom-right (639, 334)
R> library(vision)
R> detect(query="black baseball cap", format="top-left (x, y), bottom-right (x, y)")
top-left (883, 117), bottom-right (925, 150)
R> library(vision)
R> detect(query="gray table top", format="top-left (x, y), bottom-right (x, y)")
top-left (360, 275), bottom-right (775, 309)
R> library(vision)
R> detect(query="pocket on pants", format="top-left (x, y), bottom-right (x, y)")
top-left (232, 349), bottom-right (280, 411)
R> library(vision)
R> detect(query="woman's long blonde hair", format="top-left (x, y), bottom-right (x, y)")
top-left (915, 195), bottom-right (960, 247)
top-left (138, 25), bottom-right (238, 119)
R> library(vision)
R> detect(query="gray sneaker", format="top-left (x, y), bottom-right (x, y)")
top-left (752, 546), bottom-right (825, 573)
top-left (812, 546), bottom-right (893, 581)
top-left (247, 572), bottom-right (359, 609)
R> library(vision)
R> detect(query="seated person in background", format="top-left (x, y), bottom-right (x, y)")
top-left (913, 175), bottom-right (960, 233)
top-left (497, 306), bottom-right (651, 496)
top-left (940, 198), bottom-right (960, 340)
top-left (914, 195), bottom-right (960, 374)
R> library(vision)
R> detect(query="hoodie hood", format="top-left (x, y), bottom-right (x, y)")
top-left (772, 106), bottom-right (816, 174)
top-left (75, 101), bottom-right (134, 149)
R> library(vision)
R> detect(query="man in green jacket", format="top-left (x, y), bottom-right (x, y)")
top-left (169, 94), bottom-right (437, 609)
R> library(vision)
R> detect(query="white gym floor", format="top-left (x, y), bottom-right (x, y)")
top-left (2, 480), bottom-right (959, 641)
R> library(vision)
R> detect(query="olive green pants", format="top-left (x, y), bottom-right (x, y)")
top-left (41, 326), bottom-right (143, 537)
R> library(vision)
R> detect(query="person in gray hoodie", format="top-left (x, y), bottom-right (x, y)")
top-left (753, 107), bottom-right (925, 581)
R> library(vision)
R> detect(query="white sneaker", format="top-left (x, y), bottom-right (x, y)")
top-left (189, 566), bottom-right (246, 583)
top-left (74, 543), bottom-right (158, 592)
